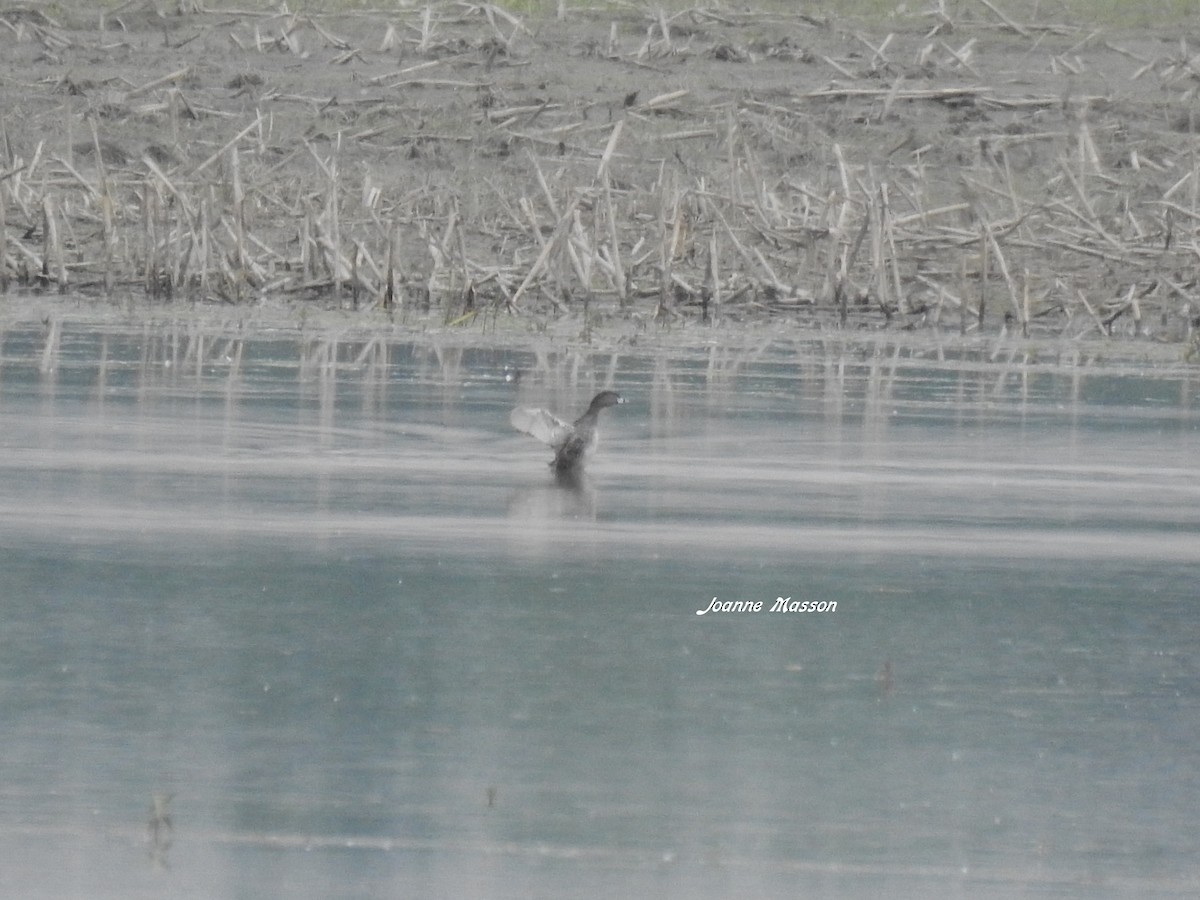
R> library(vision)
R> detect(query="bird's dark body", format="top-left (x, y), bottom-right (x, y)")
top-left (553, 428), bottom-right (594, 473)
top-left (510, 390), bottom-right (625, 475)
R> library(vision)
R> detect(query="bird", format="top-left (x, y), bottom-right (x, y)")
top-left (510, 390), bottom-right (625, 475)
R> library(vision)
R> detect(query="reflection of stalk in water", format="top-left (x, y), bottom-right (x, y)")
top-left (39, 316), bottom-right (61, 375)
top-left (147, 792), bottom-right (174, 867)
top-left (876, 660), bottom-right (894, 697)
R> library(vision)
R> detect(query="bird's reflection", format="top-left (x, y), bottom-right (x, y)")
top-left (146, 792), bottom-right (173, 869)
top-left (553, 466), bottom-right (598, 517)
top-left (507, 467), bottom-right (598, 522)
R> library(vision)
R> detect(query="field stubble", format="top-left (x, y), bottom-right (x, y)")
top-left (2, 0), bottom-right (1200, 351)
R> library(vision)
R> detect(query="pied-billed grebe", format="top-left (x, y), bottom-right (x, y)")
top-left (510, 390), bottom-right (625, 473)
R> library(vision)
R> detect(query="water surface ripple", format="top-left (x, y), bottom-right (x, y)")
top-left (1, 322), bottom-right (1198, 899)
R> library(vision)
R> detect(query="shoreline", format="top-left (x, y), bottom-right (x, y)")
top-left (4, 293), bottom-right (1196, 375)
top-left (1, 4), bottom-right (1198, 348)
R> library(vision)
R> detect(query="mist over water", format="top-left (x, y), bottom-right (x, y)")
top-left (2, 319), bottom-right (1198, 898)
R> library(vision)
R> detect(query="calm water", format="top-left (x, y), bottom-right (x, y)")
top-left (1, 319), bottom-right (1198, 898)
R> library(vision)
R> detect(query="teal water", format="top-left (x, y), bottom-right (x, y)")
top-left (1, 321), bottom-right (1198, 898)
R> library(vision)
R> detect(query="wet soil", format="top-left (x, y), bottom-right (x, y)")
top-left (1, 2), bottom-right (1199, 349)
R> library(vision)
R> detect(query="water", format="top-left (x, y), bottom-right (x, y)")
top-left (1, 318), bottom-right (1198, 898)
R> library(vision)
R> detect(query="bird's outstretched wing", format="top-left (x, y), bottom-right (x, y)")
top-left (510, 406), bottom-right (573, 449)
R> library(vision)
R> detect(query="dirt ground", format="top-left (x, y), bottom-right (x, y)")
top-left (1, 1), bottom-right (1199, 348)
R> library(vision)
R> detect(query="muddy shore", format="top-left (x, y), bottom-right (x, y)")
top-left (1, 2), bottom-right (1199, 352)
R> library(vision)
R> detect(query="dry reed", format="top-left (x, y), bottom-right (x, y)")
top-left (0, 0), bottom-right (1196, 345)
